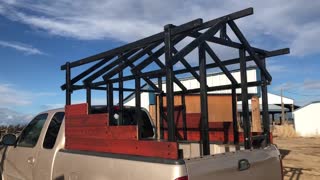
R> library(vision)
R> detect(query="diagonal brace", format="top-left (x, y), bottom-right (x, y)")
top-left (203, 42), bottom-right (237, 85)
top-left (83, 49), bottom-right (138, 84)
top-left (61, 56), bottom-right (114, 90)
top-left (146, 51), bottom-right (188, 92)
top-left (228, 20), bottom-right (272, 82)
top-left (172, 47), bottom-right (201, 83)
top-left (172, 18), bottom-right (226, 65)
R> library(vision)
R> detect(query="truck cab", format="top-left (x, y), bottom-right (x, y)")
top-left (1, 109), bottom-right (65, 180)
top-left (0, 106), bottom-right (156, 180)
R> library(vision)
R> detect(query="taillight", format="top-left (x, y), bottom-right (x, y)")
top-left (175, 176), bottom-right (188, 180)
top-left (269, 132), bottom-right (274, 144)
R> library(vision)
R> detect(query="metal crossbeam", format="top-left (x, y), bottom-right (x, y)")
top-left (83, 49), bottom-right (139, 84)
top-left (172, 18), bottom-right (224, 65)
top-left (61, 8), bottom-right (254, 70)
top-left (86, 48), bottom-right (288, 86)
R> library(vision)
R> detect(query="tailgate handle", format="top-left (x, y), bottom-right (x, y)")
top-left (238, 159), bottom-right (250, 171)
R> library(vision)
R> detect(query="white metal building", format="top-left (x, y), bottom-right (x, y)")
top-left (293, 101), bottom-right (320, 137)
top-left (125, 67), bottom-right (260, 110)
top-left (124, 67), bottom-right (295, 116)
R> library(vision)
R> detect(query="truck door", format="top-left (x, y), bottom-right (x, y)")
top-left (33, 112), bottom-right (64, 180)
top-left (3, 113), bottom-right (48, 180)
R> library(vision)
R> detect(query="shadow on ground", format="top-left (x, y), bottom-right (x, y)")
top-left (283, 166), bottom-right (312, 180)
top-left (279, 149), bottom-right (290, 159)
top-left (280, 149), bottom-right (313, 180)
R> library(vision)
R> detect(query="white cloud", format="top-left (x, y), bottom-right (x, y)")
top-left (0, 83), bottom-right (31, 106)
top-left (0, 40), bottom-right (44, 55)
top-left (303, 80), bottom-right (320, 90)
top-left (41, 98), bottom-right (107, 111)
top-left (266, 60), bottom-right (288, 73)
top-left (272, 80), bottom-right (320, 106)
top-left (0, 0), bottom-right (319, 57)
top-left (273, 80), bottom-right (320, 92)
top-left (41, 103), bottom-right (65, 110)
top-left (0, 83), bottom-right (56, 108)
top-left (0, 107), bottom-right (33, 125)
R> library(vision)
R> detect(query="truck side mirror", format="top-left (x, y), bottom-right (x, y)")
top-left (1, 134), bottom-right (17, 146)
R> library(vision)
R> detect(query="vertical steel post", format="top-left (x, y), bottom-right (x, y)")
top-left (155, 93), bottom-right (158, 140)
top-left (181, 94), bottom-right (187, 140)
top-left (261, 58), bottom-right (270, 144)
top-left (164, 24), bottom-right (176, 142)
top-left (65, 62), bottom-right (71, 105)
top-left (135, 77), bottom-right (142, 139)
top-left (272, 113), bottom-right (275, 124)
top-left (199, 43), bottom-right (210, 155)
top-left (86, 86), bottom-right (91, 113)
top-left (107, 83), bottom-right (114, 125)
top-left (232, 88), bottom-right (239, 144)
top-left (119, 70), bottom-right (124, 125)
top-left (239, 48), bottom-right (251, 149)
top-left (158, 77), bottom-right (164, 139)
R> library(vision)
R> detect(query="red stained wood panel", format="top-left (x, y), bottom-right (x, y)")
top-left (65, 103), bottom-right (88, 117)
top-left (65, 113), bottom-right (109, 127)
top-left (66, 126), bottom-right (137, 140)
top-left (64, 104), bottom-right (179, 160)
top-left (66, 138), bottom-right (178, 160)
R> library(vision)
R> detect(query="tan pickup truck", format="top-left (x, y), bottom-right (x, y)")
top-left (0, 106), bottom-right (283, 180)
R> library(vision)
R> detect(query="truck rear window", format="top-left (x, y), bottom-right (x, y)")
top-left (112, 108), bottom-right (154, 138)
top-left (91, 106), bottom-right (154, 138)
top-left (43, 112), bottom-right (65, 149)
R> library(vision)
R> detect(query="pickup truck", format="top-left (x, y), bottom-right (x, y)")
top-left (0, 106), bottom-right (283, 180)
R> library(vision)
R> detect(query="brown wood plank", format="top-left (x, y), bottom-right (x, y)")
top-left (66, 138), bottom-right (179, 160)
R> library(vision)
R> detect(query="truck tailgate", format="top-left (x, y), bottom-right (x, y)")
top-left (185, 145), bottom-right (282, 180)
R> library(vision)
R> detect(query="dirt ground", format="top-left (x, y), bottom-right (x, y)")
top-left (274, 137), bottom-right (320, 180)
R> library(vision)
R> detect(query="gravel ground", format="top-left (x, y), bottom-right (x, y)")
top-left (274, 137), bottom-right (320, 180)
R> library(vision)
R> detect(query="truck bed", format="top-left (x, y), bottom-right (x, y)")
top-left (53, 144), bottom-right (282, 180)
top-left (53, 149), bottom-right (187, 180)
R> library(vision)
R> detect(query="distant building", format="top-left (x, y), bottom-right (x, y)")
top-left (124, 67), bottom-right (297, 123)
top-left (124, 67), bottom-right (261, 109)
top-left (293, 101), bottom-right (320, 137)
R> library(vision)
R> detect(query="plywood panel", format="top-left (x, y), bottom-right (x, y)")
top-left (251, 96), bottom-right (262, 132)
top-left (159, 95), bottom-right (233, 122)
top-left (149, 105), bottom-right (156, 125)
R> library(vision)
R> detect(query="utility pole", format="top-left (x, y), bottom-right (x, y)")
top-left (281, 88), bottom-right (285, 125)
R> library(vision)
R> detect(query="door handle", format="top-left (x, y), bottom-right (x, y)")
top-left (27, 157), bottom-right (35, 165)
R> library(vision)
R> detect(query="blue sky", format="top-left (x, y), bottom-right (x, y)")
top-left (0, 0), bottom-right (319, 124)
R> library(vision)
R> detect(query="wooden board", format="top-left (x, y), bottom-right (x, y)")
top-left (149, 105), bottom-right (157, 125)
top-left (66, 126), bottom-right (137, 140)
top-left (158, 95), bottom-right (233, 122)
top-left (65, 113), bottom-right (109, 127)
top-left (66, 138), bottom-right (179, 160)
top-left (65, 103), bottom-right (179, 160)
top-left (251, 96), bottom-right (262, 132)
top-left (65, 103), bottom-right (88, 117)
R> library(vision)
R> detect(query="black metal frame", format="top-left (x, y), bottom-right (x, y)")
top-left (61, 8), bottom-right (289, 153)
